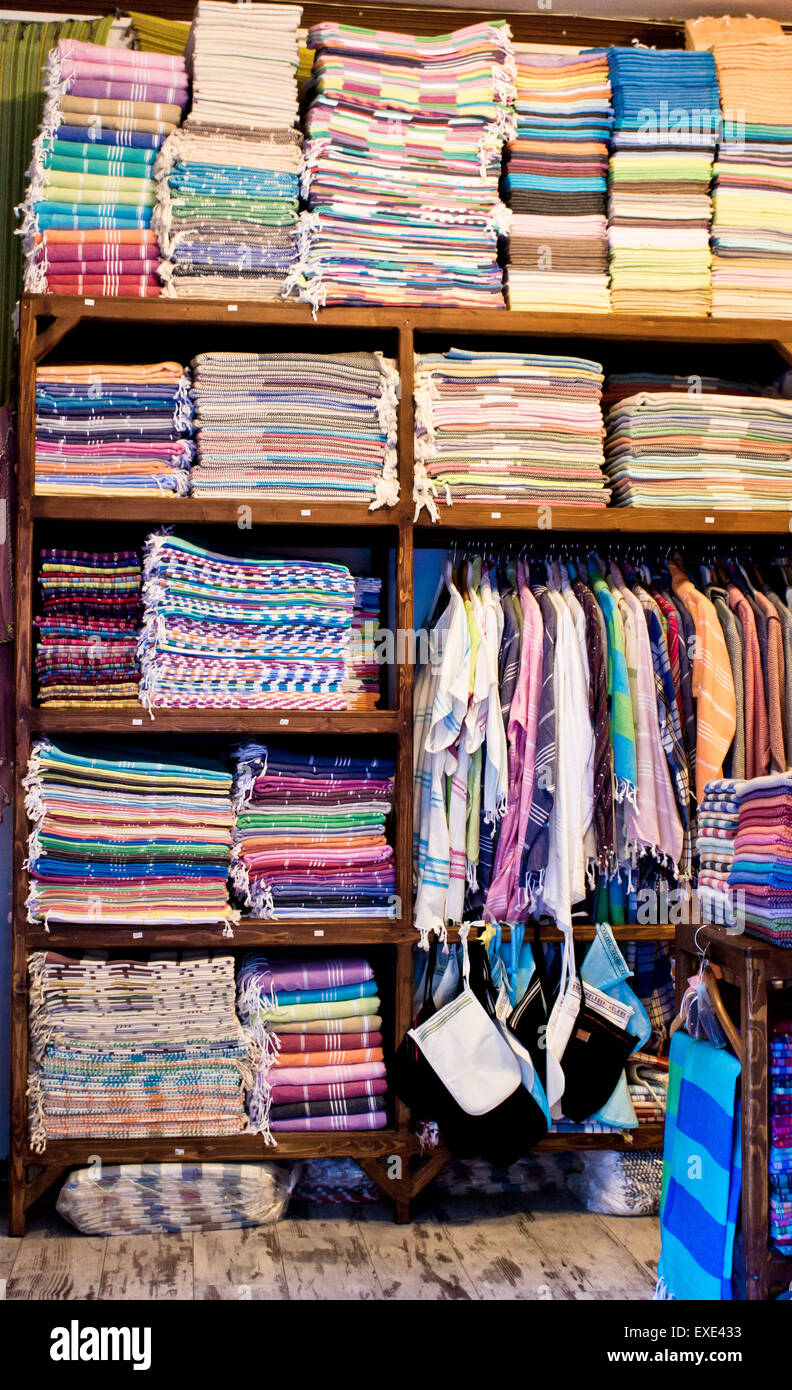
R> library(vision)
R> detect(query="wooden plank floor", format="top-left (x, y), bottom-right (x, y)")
top-left (0, 1177), bottom-right (660, 1301)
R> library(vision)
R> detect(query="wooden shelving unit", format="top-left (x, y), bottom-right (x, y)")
top-left (677, 925), bottom-right (792, 1301)
top-left (11, 291), bottom-right (790, 1236)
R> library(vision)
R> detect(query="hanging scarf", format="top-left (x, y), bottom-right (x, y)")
top-left (574, 577), bottom-right (615, 873)
top-left (589, 560), bottom-right (637, 807)
top-left (516, 584), bottom-right (557, 908)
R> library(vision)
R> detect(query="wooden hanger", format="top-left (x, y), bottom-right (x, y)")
top-left (669, 963), bottom-right (743, 1063)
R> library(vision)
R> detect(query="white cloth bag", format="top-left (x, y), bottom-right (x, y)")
top-left (409, 925), bottom-right (522, 1116)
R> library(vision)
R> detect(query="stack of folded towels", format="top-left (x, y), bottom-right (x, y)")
top-left (606, 48), bottom-right (720, 315)
top-left (728, 774), bottom-right (792, 947)
top-left (20, 39), bottom-right (188, 296)
top-left (625, 1051), bottom-right (669, 1125)
top-left (28, 951), bottom-right (252, 1147)
top-left (505, 45), bottom-right (613, 312)
top-left (24, 740), bottom-right (236, 930)
top-left (188, 351), bottom-right (399, 509)
top-left (139, 534), bottom-right (355, 710)
top-left (293, 21), bottom-right (515, 308)
top-left (696, 778), bottom-right (741, 926)
top-left (157, 1), bottom-right (303, 300)
top-left (36, 548), bottom-right (141, 706)
top-left (705, 33), bottom-right (792, 318)
top-left (413, 348), bottom-right (608, 517)
top-left (34, 360), bottom-right (193, 496)
top-left (343, 577), bottom-right (382, 710)
top-left (231, 743), bottom-right (396, 920)
top-left (603, 390), bottom-right (792, 508)
top-left (238, 953), bottom-right (387, 1135)
top-left (770, 1019), bottom-right (792, 1254)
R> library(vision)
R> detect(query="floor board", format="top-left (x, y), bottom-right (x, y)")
top-left (1, 1184), bottom-right (659, 1301)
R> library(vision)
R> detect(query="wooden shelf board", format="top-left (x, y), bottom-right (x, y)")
top-left (24, 921), bottom-right (413, 948)
top-left (24, 1131), bottom-right (408, 1165)
top-left (677, 922), bottom-right (792, 979)
top-left (28, 497), bottom-right (792, 536)
top-left (539, 1123), bottom-right (664, 1152)
top-left (27, 707), bottom-right (403, 736)
top-left (417, 506), bottom-right (792, 535)
top-left (26, 295), bottom-right (792, 348)
top-left (22, 920), bottom-right (675, 948)
top-left (30, 496), bottom-right (406, 527)
top-left (460, 922), bottom-right (677, 944)
top-left (23, 1124), bottom-right (664, 1167)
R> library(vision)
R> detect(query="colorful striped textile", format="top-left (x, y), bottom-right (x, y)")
top-left (238, 952), bottom-right (388, 1136)
top-left (232, 743), bottom-right (396, 919)
top-left (601, 371), bottom-right (764, 407)
top-left (127, 12), bottom-right (191, 57)
top-left (24, 740), bottom-right (236, 929)
top-left (57, 1159), bottom-right (298, 1233)
top-left (34, 360), bottom-right (193, 496)
top-left (770, 1020), bottom-right (792, 1254)
top-left (156, 2), bottom-right (303, 300)
top-left (0, 16), bottom-right (102, 403)
top-left (138, 534), bottom-right (355, 710)
top-left (657, 1029), bottom-right (742, 1300)
top-left (505, 46), bottom-right (613, 313)
top-left (696, 778), bottom-right (741, 924)
top-left (19, 39), bottom-right (188, 296)
top-left (28, 951), bottom-right (253, 1149)
top-left (603, 390), bottom-right (792, 509)
top-left (413, 348), bottom-right (608, 517)
top-left (188, 351), bottom-right (399, 508)
top-left (343, 577), bottom-right (383, 709)
top-left (606, 48), bottom-right (720, 316)
top-left (706, 36), bottom-right (792, 319)
top-left (728, 774), bottom-right (792, 947)
top-left (291, 21), bottom-right (515, 309)
top-left (625, 1051), bottom-right (668, 1125)
top-left (36, 548), bottom-right (141, 705)
top-left (294, 1158), bottom-right (382, 1203)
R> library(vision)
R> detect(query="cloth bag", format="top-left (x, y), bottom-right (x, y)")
top-left (409, 926), bottom-right (522, 1116)
top-left (581, 923), bottom-right (653, 1128)
top-left (393, 931), bottom-right (548, 1163)
top-left (560, 979), bottom-right (637, 1123)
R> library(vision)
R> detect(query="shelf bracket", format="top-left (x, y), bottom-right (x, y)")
top-left (774, 341), bottom-right (792, 368)
top-left (32, 314), bottom-right (82, 364)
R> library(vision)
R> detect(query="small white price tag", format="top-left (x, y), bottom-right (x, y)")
top-left (314, 929), bottom-right (325, 937)
top-left (132, 718), bottom-right (142, 726)
top-left (227, 304), bottom-right (238, 312)
top-left (705, 516), bottom-right (715, 524)
top-left (174, 1148), bottom-right (184, 1156)
top-left (279, 718), bottom-right (289, 726)
top-left (491, 511), bottom-right (501, 520)
top-left (132, 931), bottom-right (142, 939)
top-left (301, 509), bottom-right (312, 516)
top-left (84, 298), bottom-right (95, 306)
